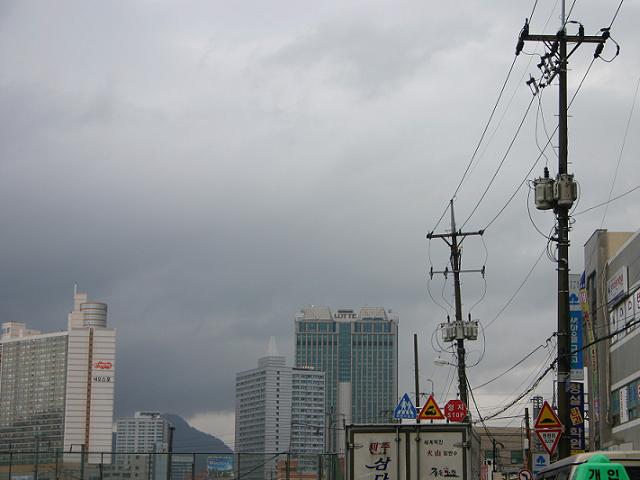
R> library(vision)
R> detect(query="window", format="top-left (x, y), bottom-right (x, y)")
top-left (510, 450), bottom-right (523, 464)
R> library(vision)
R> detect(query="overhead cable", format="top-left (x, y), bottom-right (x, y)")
top-left (599, 75), bottom-right (640, 228)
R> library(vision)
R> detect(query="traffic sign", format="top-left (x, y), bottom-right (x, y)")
top-left (444, 399), bottom-right (467, 422)
top-left (393, 393), bottom-right (418, 420)
top-left (518, 469), bottom-right (533, 480)
top-left (534, 401), bottom-right (562, 429)
top-left (417, 395), bottom-right (444, 420)
top-left (533, 454), bottom-right (550, 474)
top-left (535, 428), bottom-right (562, 455)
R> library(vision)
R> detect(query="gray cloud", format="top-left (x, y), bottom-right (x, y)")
top-left (0, 0), bottom-right (638, 429)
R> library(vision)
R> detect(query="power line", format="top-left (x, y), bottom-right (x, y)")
top-left (430, 56), bottom-right (519, 234)
top-left (429, 0), bottom-right (545, 233)
top-left (472, 333), bottom-right (556, 390)
top-left (608, 0), bottom-right (625, 29)
top-left (599, 75), bottom-right (640, 228)
top-left (484, 245), bottom-right (547, 330)
top-left (574, 183), bottom-right (640, 216)
top-left (461, 94), bottom-right (537, 229)
top-left (482, 54), bottom-right (597, 231)
top-left (480, 315), bottom-right (640, 422)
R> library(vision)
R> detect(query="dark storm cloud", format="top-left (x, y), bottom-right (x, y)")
top-left (0, 0), bottom-right (638, 430)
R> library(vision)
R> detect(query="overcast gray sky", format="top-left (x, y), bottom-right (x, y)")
top-left (1, 0), bottom-right (638, 448)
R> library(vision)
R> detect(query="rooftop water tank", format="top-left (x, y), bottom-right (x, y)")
top-left (81, 302), bottom-right (107, 328)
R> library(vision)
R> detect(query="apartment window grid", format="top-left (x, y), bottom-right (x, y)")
top-left (0, 335), bottom-right (69, 452)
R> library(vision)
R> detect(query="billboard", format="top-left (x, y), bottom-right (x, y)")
top-left (208, 455), bottom-right (234, 473)
top-left (568, 382), bottom-right (585, 454)
top-left (569, 274), bottom-right (584, 380)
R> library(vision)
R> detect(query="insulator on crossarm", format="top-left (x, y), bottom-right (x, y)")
top-left (526, 76), bottom-right (539, 96)
top-left (594, 43), bottom-right (604, 59)
top-left (516, 19), bottom-right (529, 55)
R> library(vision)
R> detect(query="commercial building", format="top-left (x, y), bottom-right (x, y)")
top-left (583, 229), bottom-right (640, 449)
top-left (477, 427), bottom-right (525, 476)
top-left (294, 306), bottom-right (398, 450)
top-left (235, 339), bottom-right (325, 480)
top-left (0, 289), bottom-right (116, 461)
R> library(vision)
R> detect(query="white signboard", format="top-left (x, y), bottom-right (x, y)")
top-left (415, 431), bottom-right (465, 480)
top-left (610, 310), bottom-right (619, 343)
top-left (634, 289), bottom-right (640, 314)
top-left (352, 432), bottom-right (405, 480)
top-left (620, 386), bottom-right (629, 424)
top-left (628, 292), bottom-right (638, 334)
top-left (607, 267), bottom-right (628, 305)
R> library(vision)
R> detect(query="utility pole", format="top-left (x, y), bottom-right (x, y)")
top-left (522, 1), bottom-right (609, 459)
top-left (167, 425), bottom-right (175, 480)
top-left (428, 199), bottom-right (484, 412)
top-left (525, 408), bottom-right (532, 471)
top-left (414, 334), bottom-right (421, 423)
top-left (34, 432), bottom-right (39, 480)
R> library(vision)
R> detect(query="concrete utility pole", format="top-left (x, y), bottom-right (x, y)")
top-left (414, 334), bottom-right (421, 423)
top-left (520, 1), bottom-right (607, 458)
top-left (525, 408), bottom-right (532, 471)
top-left (427, 200), bottom-right (484, 412)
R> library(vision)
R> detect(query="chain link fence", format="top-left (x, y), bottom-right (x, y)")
top-left (0, 452), bottom-right (342, 480)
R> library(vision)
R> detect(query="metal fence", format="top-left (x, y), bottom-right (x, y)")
top-left (0, 452), bottom-right (343, 480)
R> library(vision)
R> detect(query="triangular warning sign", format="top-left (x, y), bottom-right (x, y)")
top-left (417, 395), bottom-right (444, 420)
top-left (534, 401), bottom-right (562, 429)
top-left (535, 428), bottom-right (562, 455)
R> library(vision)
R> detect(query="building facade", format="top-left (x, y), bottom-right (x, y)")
top-left (0, 289), bottom-right (116, 461)
top-left (235, 341), bottom-right (325, 480)
top-left (583, 229), bottom-right (639, 450)
top-left (115, 412), bottom-right (171, 454)
top-left (294, 306), bottom-right (398, 450)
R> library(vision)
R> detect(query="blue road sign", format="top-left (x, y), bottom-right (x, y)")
top-left (533, 454), bottom-right (550, 474)
top-left (393, 393), bottom-right (417, 419)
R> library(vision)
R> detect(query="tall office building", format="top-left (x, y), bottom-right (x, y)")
top-left (235, 339), bottom-right (324, 480)
top-left (0, 289), bottom-right (116, 461)
top-left (294, 307), bottom-right (398, 450)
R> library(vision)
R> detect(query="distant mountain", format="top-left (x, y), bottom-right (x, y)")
top-left (162, 413), bottom-right (232, 454)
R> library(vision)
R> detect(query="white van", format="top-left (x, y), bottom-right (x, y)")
top-left (536, 452), bottom-right (640, 480)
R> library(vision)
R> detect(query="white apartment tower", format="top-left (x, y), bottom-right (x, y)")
top-left (235, 339), bottom-right (325, 480)
top-left (115, 412), bottom-right (171, 453)
top-left (0, 289), bottom-right (116, 461)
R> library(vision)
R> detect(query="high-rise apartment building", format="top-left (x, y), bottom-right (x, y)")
top-left (235, 340), bottom-right (324, 480)
top-left (294, 306), bottom-right (398, 449)
top-left (115, 412), bottom-right (171, 454)
top-left (0, 289), bottom-right (116, 461)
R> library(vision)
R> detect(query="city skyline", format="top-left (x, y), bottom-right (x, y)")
top-left (0, 0), bottom-right (639, 453)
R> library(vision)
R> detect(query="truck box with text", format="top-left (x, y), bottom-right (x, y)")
top-left (346, 424), bottom-right (480, 480)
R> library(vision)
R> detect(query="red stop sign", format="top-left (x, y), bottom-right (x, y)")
top-left (444, 400), bottom-right (467, 422)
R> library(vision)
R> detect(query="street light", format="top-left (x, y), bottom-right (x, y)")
top-left (492, 439), bottom-right (505, 473)
top-left (425, 378), bottom-right (434, 397)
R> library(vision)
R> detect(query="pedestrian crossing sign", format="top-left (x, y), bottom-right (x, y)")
top-left (393, 393), bottom-right (417, 419)
top-left (418, 395), bottom-right (445, 420)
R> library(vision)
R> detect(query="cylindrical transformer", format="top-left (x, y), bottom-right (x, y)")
top-left (534, 176), bottom-right (555, 210)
